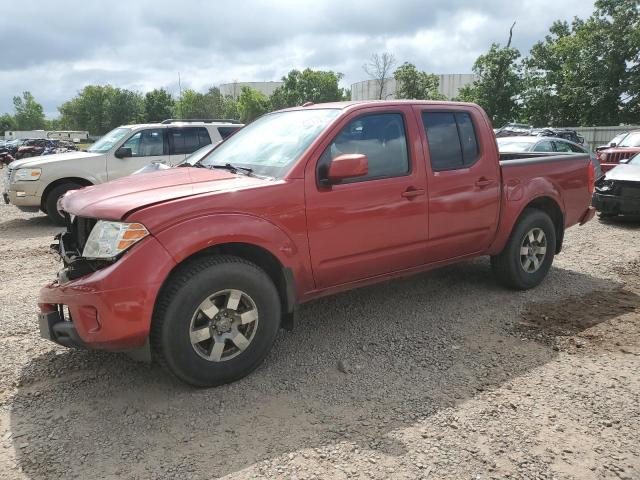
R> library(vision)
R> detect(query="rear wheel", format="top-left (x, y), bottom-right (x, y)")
top-left (44, 182), bottom-right (82, 225)
top-left (151, 255), bottom-right (281, 387)
top-left (491, 208), bottom-right (556, 290)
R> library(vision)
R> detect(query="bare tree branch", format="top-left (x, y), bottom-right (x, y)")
top-left (363, 52), bottom-right (397, 100)
top-left (507, 21), bottom-right (516, 48)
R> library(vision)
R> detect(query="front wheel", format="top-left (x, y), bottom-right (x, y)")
top-left (491, 208), bottom-right (556, 290)
top-left (151, 255), bottom-right (281, 387)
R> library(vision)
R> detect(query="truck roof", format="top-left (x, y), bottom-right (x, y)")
top-left (279, 99), bottom-right (479, 112)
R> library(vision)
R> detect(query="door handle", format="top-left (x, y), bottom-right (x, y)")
top-left (475, 177), bottom-right (494, 188)
top-left (401, 187), bottom-right (426, 199)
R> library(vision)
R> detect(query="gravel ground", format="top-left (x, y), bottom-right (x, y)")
top-left (0, 202), bottom-right (638, 480)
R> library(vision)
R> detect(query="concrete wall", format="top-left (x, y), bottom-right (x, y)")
top-left (219, 81), bottom-right (283, 100)
top-left (568, 126), bottom-right (640, 151)
top-left (350, 74), bottom-right (477, 101)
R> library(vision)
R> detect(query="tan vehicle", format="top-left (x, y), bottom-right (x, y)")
top-left (2, 119), bottom-right (243, 224)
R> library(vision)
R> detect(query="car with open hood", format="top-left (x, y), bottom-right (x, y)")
top-left (593, 152), bottom-right (640, 217)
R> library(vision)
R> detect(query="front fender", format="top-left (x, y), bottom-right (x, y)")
top-left (153, 213), bottom-right (314, 294)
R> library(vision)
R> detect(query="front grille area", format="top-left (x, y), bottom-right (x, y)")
top-left (63, 213), bottom-right (97, 255)
top-left (621, 183), bottom-right (640, 199)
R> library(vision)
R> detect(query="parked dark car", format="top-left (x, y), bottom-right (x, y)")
top-left (497, 135), bottom-right (601, 178)
top-left (15, 139), bottom-right (77, 159)
top-left (593, 152), bottom-right (640, 218)
top-left (0, 139), bottom-right (28, 156)
top-left (495, 123), bottom-right (584, 145)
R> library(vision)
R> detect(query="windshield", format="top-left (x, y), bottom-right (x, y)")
top-left (182, 143), bottom-right (217, 166)
top-left (200, 109), bottom-right (340, 178)
top-left (87, 127), bottom-right (131, 153)
top-left (629, 153), bottom-right (640, 166)
top-left (619, 132), bottom-right (640, 148)
top-left (497, 138), bottom-right (535, 152)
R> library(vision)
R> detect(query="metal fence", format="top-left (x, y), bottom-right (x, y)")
top-left (568, 125), bottom-right (640, 151)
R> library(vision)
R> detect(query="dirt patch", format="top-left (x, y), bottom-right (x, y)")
top-left (517, 274), bottom-right (640, 355)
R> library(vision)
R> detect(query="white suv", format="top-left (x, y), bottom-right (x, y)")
top-left (2, 119), bottom-right (243, 224)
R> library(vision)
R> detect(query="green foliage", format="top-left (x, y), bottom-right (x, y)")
top-left (222, 95), bottom-right (240, 120)
top-left (237, 87), bottom-right (271, 123)
top-left (456, 44), bottom-right (522, 127)
top-left (12, 91), bottom-right (46, 130)
top-left (521, 0), bottom-right (640, 126)
top-left (393, 63), bottom-right (446, 101)
top-left (58, 85), bottom-right (144, 135)
top-left (270, 69), bottom-right (345, 109)
top-left (0, 113), bottom-right (16, 133)
top-left (144, 88), bottom-right (174, 122)
top-left (174, 87), bottom-right (237, 120)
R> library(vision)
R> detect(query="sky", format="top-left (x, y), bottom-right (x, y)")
top-left (1, 0), bottom-right (596, 118)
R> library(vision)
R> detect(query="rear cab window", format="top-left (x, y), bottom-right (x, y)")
top-left (421, 111), bottom-right (479, 171)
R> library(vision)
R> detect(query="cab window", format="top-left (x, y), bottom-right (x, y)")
top-left (422, 111), bottom-right (479, 171)
top-left (317, 113), bottom-right (410, 183)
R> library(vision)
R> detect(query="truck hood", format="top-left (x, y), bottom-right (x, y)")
top-left (604, 163), bottom-right (640, 182)
top-left (9, 150), bottom-right (103, 169)
top-left (61, 167), bottom-right (270, 220)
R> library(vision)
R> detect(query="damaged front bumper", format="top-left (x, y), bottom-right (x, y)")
top-left (38, 225), bottom-right (176, 353)
top-left (592, 192), bottom-right (640, 215)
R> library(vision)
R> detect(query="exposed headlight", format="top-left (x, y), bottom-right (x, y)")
top-left (13, 168), bottom-right (41, 181)
top-left (82, 221), bottom-right (149, 259)
top-left (595, 180), bottom-right (615, 192)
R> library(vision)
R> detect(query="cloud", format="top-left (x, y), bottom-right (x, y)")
top-left (0, 0), bottom-right (595, 117)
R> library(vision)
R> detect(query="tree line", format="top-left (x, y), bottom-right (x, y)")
top-left (1, 0), bottom-right (637, 136)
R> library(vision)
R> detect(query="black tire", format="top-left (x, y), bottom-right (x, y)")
top-left (491, 208), bottom-right (556, 290)
top-left (151, 255), bottom-right (281, 387)
top-left (44, 182), bottom-right (81, 225)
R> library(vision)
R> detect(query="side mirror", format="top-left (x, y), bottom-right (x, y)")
top-left (326, 154), bottom-right (368, 184)
top-left (115, 146), bottom-right (132, 158)
top-left (610, 142), bottom-right (617, 148)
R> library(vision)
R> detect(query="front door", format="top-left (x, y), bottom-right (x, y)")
top-left (107, 128), bottom-right (169, 180)
top-left (416, 107), bottom-right (501, 262)
top-left (305, 107), bottom-right (429, 289)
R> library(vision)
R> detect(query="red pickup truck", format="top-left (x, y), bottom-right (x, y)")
top-left (39, 101), bottom-right (596, 387)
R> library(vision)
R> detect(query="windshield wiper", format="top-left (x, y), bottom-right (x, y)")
top-left (181, 161), bottom-right (207, 168)
top-left (211, 163), bottom-right (254, 176)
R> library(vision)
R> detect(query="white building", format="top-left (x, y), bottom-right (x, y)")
top-left (350, 74), bottom-right (477, 101)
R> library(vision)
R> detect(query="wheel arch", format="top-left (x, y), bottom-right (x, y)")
top-left (155, 242), bottom-right (297, 331)
top-left (522, 196), bottom-right (564, 254)
top-left (40, 177), bottom-right (94, 212)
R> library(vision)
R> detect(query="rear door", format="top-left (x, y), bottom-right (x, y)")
top-left (168, 127), bottom-right (212, 165)
top-left (416, 106), bottom-right (501, 262)
top-left (305, 106), bottom-right (429, 288)
top-left (106, 128), bottom-right (169, 180)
